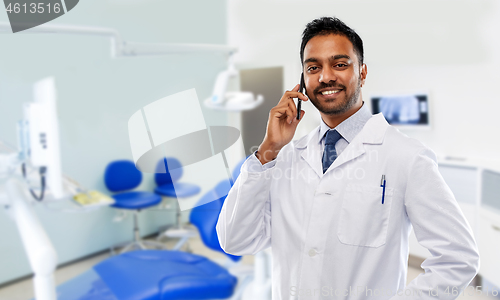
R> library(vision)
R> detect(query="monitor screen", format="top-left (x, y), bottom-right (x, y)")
top-left (371, 93), bottom-right (429, 126)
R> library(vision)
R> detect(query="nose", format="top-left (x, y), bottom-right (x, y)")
top-left (319, 67), bottom-right (337, 84)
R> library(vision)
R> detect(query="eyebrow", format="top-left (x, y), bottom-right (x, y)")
top-left (303, 54), bottom-right (351, 65)
top-left (330, 54), bottom-right (351, 61)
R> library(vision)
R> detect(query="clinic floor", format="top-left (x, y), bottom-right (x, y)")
top-left (0, 236), bottom-right (496, 300)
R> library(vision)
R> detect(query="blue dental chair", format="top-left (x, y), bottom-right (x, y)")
top-left (105, 160), bottom-right (164, 253)
top-left (189, 159), bottom-right (245, 262)
top-left (154, 157), bottom-right (201, 200)
top-left (154, 157), bottom-right (201, 250)
top-left (55, 159), bottom-right (248, 300)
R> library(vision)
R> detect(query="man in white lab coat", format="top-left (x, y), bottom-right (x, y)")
top-left (216, 17), bottom-right (479, 300)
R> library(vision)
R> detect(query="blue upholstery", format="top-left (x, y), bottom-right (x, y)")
top-left (56, 269), bottom-right (117, 300)
top-left (104, 160), bottom-right (161, 210)
top-left (190, 188), bottom-right (241, 263)
top-left (154, 157), bottom-right (200, 198)
top-left (189, 159), bottom-right (247, 262)
top-left (93, 250), bottom-right (237, 300)
top-left (155, 157), bottom-right (183, 186)
top-left (154, 182), bottom-right (201, 198)
top-left (213, 180), bottom-right (233, 201)
top-left (105, 160), bottom-right (142, 192)
top-left (112, 191), bottom-right (161, 209)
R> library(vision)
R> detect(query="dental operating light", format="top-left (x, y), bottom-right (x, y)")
top-left (204, 56), bottom-right (264, 111)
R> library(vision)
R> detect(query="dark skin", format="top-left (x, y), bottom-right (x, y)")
top-left (257, 33), bottom-right (368, 165)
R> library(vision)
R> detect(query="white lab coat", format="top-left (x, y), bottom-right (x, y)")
top-left (216, 113), bottom-right (479, 300)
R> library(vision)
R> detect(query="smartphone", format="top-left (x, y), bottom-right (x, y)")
top-left (296, 72), bottom-right (305, 120)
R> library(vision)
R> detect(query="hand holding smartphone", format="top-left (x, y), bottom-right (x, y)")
top-left (297, 73), bottom-right (305, 120)
top-left (256, 77), bottom-right (307, 165)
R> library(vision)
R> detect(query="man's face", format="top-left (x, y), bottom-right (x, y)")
top-left (302, 34), bottom-right (367, 115)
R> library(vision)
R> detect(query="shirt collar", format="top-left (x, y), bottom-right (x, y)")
top-left (318, 101), bottom-right (372, 144)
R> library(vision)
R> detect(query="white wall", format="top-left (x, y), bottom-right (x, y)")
top-left (0, 0), bottom-right (228, 284)
top-left (228, 0), bottom-right (500, 161)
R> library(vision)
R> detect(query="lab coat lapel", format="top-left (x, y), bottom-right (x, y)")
top-left (295, 126), bottom-right (324, 178)
top-left (325, 113), bottom-right (389, 174)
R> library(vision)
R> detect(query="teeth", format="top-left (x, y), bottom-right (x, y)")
top-left (322, 90), bottom-right (341, 95)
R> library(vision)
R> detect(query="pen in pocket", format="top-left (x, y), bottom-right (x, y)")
top-left (380, 175), bottom-right (386, 204)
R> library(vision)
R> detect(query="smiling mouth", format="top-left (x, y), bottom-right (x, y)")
top-left (321, 90), bottom-right (342, 95)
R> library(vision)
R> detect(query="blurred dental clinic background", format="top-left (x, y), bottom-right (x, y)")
top-left (1, 0), bottom-right (500, 299)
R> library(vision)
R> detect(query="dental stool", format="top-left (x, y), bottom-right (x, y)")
top-left (105, 160), bottom-right (164, 253)
top-left (154, 157), bottom-right (201, 250)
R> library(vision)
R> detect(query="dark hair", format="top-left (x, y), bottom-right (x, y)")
top-left (300, 17), bottom-right (364, 66)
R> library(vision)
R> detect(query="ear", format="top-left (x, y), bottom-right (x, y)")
top-left (360, 64), bottom-right (367, 87)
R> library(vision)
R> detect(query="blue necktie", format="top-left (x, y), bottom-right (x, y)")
top-left (322, 130), bottom-right (342, 174)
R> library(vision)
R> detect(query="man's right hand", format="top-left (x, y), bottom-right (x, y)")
top-left (256, 84), bottom-right (307, 165)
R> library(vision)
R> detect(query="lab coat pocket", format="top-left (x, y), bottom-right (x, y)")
top-left (337, 184), bottom-right (393, 247)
